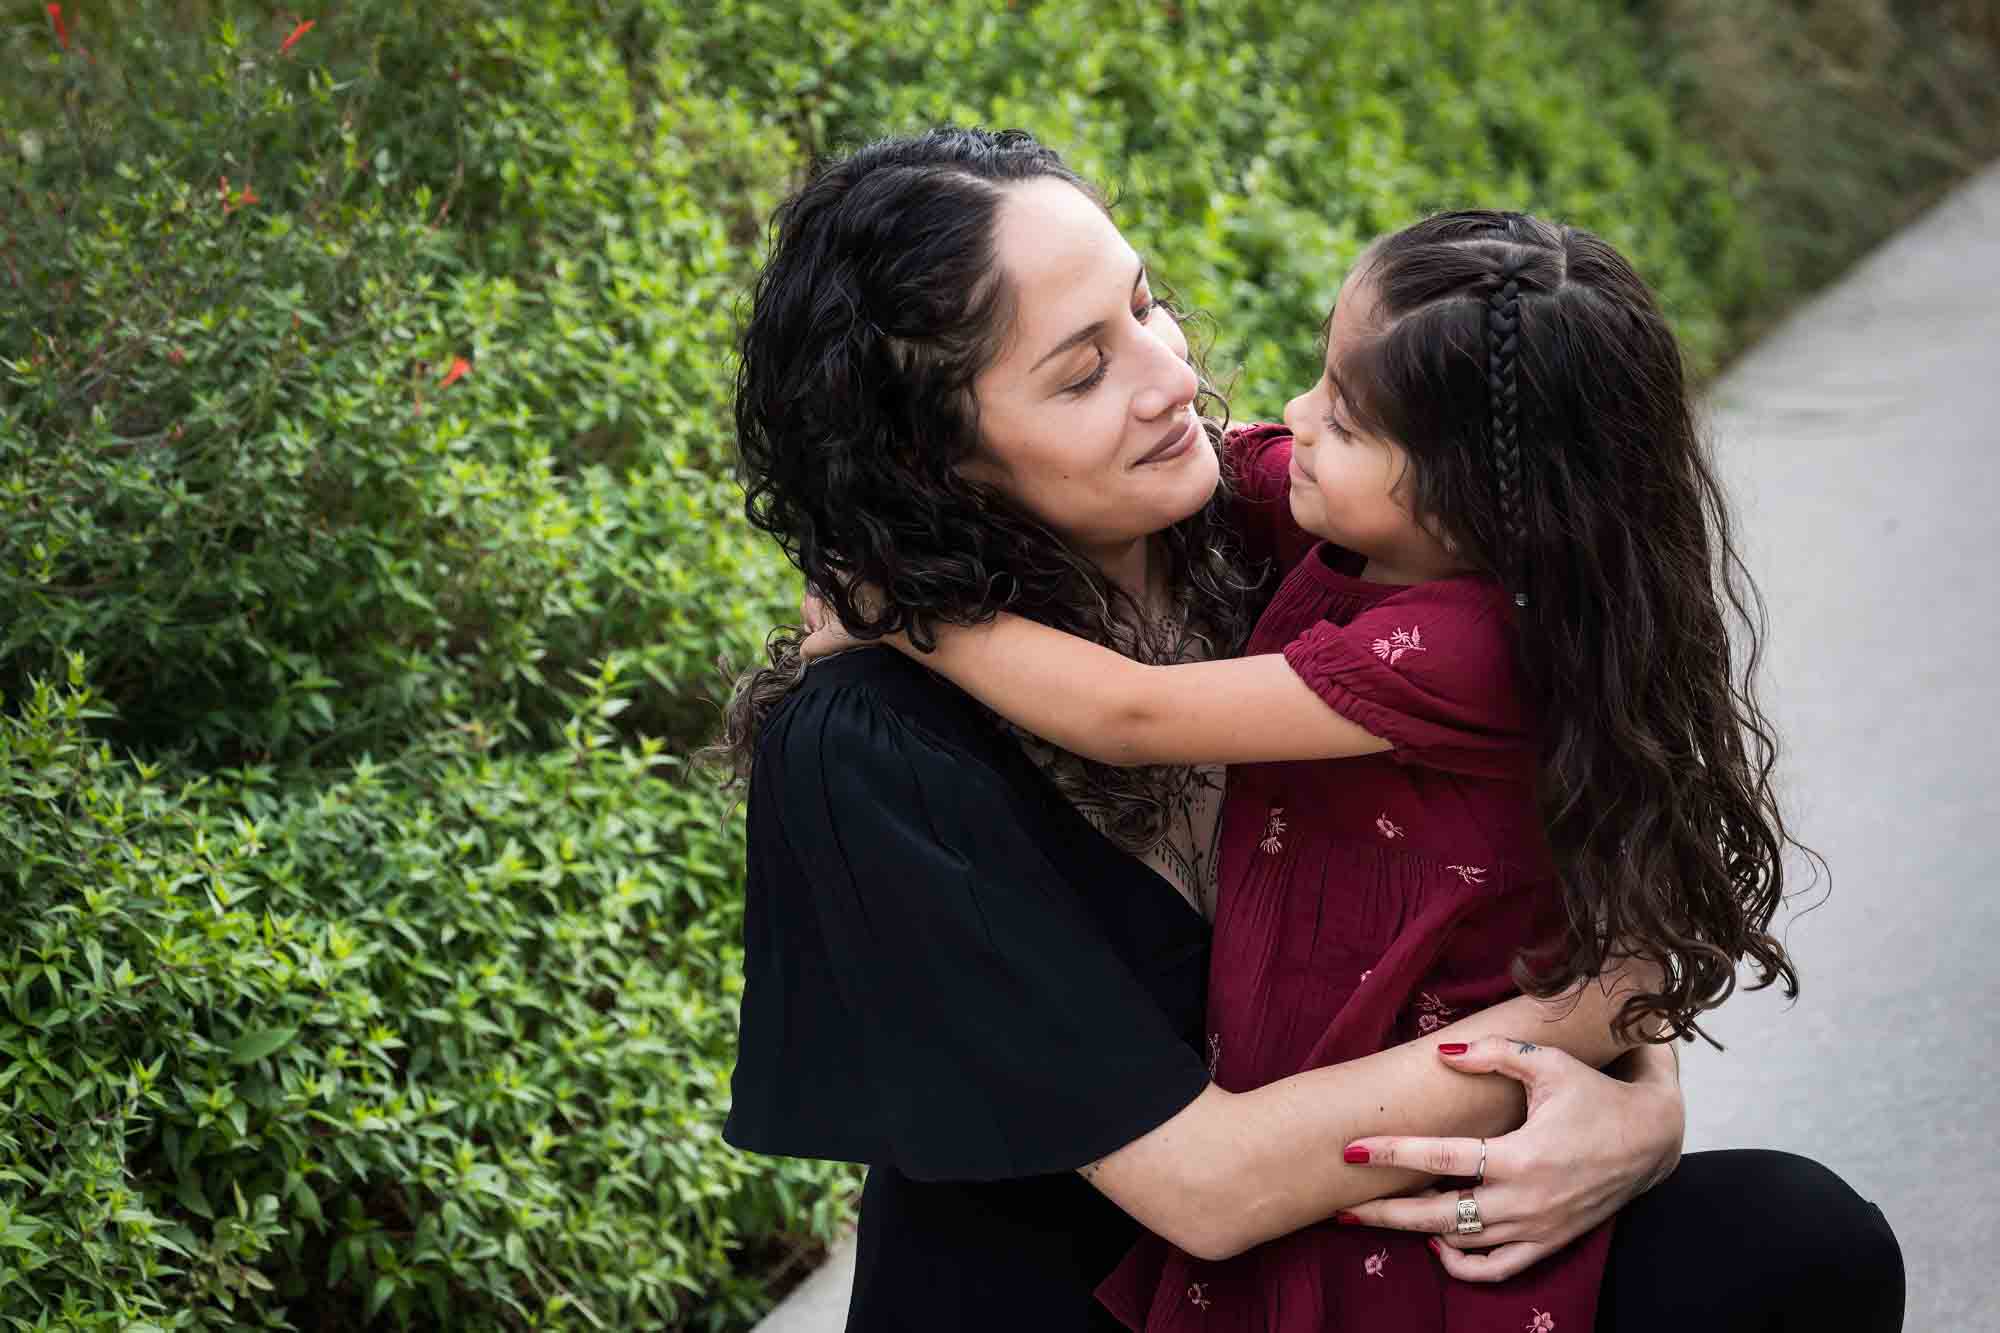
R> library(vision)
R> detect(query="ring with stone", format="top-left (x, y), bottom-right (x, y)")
top-left (1454, 1190), bottom-right (1484, 1236)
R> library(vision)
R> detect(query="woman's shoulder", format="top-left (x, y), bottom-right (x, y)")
top-left (759, 645), bottom-right (1016, 777)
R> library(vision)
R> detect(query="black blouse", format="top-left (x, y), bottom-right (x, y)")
top-left (726, 648), bottom-right (1212, 1330)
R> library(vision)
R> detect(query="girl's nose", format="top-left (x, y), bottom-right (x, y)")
top-left (1282, 389), bottom-right (1309, 437)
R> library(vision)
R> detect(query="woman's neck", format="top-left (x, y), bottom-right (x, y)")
top-left (1092, 533), bottom-right (1172, 622)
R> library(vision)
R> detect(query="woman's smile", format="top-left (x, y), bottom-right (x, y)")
top-left (1133, 412), bottom-right (1200, 467)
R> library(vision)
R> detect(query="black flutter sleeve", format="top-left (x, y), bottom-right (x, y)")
top-left (725, 668), bottom-right (1210, 1182)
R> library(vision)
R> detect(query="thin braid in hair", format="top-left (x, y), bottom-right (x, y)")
top-left (1484, 258), bottom-right (1527, 604)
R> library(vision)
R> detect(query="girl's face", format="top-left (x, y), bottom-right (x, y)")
top-left (1282, 266), bottom-right (1459, 583)
top-left (965, 179), bottom-right (1218, 563)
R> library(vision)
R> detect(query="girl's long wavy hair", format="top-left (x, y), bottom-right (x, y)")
top-left (1338, 210), bottom-right (1811, 1044)
top-left (714, 127), bottom-right (1253, 851)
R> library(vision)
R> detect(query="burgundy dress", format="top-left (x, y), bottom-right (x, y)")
top-left (1097, 425), bottom-right (1612, 1333)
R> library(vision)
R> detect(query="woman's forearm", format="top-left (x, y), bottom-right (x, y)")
top-left (1089, 964), bottom-right (1656, 1260)
top-left (1092, 1031), bottom-right (1516, 1260)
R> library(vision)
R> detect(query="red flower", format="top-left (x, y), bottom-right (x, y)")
top-left (218, 177), bottom-right (259, 214)
top-left (280, 19), bottom-right (316, 55)
top-left (440, 357), bottom-right (471, 388)
top-left (46, 4), bottom-right (69, 50)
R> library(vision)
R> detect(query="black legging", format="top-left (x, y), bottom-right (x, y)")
top-left (1598, 1150), bottom-right (1904, 1331)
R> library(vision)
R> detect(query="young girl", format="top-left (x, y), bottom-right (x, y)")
top-left (804, 210), bottom-right (1804, 1331)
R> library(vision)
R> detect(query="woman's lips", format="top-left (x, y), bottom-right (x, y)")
top-left (1134, 414), bottom-right (1198, 466)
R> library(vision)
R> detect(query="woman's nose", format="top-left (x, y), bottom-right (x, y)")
top-left (1131, 343), bottom-right (1200, 422)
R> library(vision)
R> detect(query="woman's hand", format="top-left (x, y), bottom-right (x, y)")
top-left (1337, 1036), bottom-right (1684, 1281)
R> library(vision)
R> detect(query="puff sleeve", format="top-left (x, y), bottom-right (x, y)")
top-left (724, 680), bottom-right (1211, 1181)
top-left (1280, 577), bottom-right (1535, 780)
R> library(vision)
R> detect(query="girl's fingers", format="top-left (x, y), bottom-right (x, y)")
top-left (800, 626), bottom-right (861, 661)
top-left (1343, 1134), bottom-right (1491, 1178)
top-left (1427, 1237), bottom-right (1554, 1283)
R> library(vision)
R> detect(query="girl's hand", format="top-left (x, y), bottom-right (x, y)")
top-left (798, 585), bottom-right (882, 662)
top-left (800, 587), bottom-right (835, 637)
top-left (1337, 1036), bottom-right (1684, 1282)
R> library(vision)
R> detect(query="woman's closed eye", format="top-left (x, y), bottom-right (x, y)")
top-left (1061, 298), bottom-right (1166, 396)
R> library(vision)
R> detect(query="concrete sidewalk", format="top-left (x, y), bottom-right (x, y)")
top-left (753, 162), bottom-right (2000, 1333)
top-left (1679, 161), bottom-right (2000, 1328)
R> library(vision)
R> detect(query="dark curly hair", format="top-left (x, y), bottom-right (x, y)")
top-left (1336, 209), bottom-right (1812, 1044)
top-left (715, 127), bottom-right (1254, 851)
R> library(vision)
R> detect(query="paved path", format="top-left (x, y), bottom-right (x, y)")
top-left (753, 163), bottom-right (2000, 1333)
top-left (1682, 160), bottom-right (2000, 1329)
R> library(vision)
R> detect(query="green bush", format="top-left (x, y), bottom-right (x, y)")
top-left (1, 657), bottom-right (855, 1331)
top-left (1, 1), bottom-right (1995, 1329)
top-left (2, 2), bottom-right (797, 763)
top-left (683, 0), bottom-right (1750, 385)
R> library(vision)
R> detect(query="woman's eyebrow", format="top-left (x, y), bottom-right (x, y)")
top-left (1028, 262), bottom-right (1148, 374)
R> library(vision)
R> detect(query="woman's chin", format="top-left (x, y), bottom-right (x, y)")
top-left (1120, 432), bottom-right (1220, 538)
top-left (1165, 432), bottom-right (1223, 518)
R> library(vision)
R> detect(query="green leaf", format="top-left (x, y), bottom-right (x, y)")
top-left (226, 1027), bottom-right (298, 1065)
top-left (174, 1171), bottom-right (213, 1221)
top-left (367, 1275), bottom-right (396, 1321)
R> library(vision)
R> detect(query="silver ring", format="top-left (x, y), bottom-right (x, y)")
top-left (1475, 1138), bottom-right (1487, 1186)
top-left (1454, 1190), bottom-right (1484, 1236)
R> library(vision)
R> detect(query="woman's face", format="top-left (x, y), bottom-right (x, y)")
top-left (964, 179), bottom-right (1217, 562)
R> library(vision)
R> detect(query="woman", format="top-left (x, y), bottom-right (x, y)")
top-left (719, 128), bottom-right (1902, 1331)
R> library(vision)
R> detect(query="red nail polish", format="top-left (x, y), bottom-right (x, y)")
top-left (1343, 1146), bottom-right (1371, 1164)
top-left (1335, 1211), bottom-right (1361, 1226)
top-left (1427, 1237), bottom-right (1443, 1256)
top-left (1437, 1042), bottom-right (1469, 1055)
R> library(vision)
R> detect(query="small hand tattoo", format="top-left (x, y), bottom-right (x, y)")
top-left (1516, 1041), bottom-right (1539, 1054)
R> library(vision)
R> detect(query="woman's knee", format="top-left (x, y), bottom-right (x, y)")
top-left (1708, 1149), bottom-right (1904, 1329)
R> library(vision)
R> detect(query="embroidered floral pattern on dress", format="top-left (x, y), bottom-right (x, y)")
top-left (1375, 813), bottom-right (1404, 840)
top-left (1364, 1248), bottom-right (1389, 1278)
top-left (1370, 625), bottom-right (1427, 665)
top-left (1260, 807), bottom-right (1288, 854)
top-left (1207, 1033), bottom-right (1222, 1076)
top-left (1414, 991), bottom-right (1459, 1035)
top-left (1446, 864), bottom-right (1488, 885)
top-left (1186, 1282), bottom-right (1212, 1311)
top-left (1526, 1310), bottom-right (1555, 1333)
